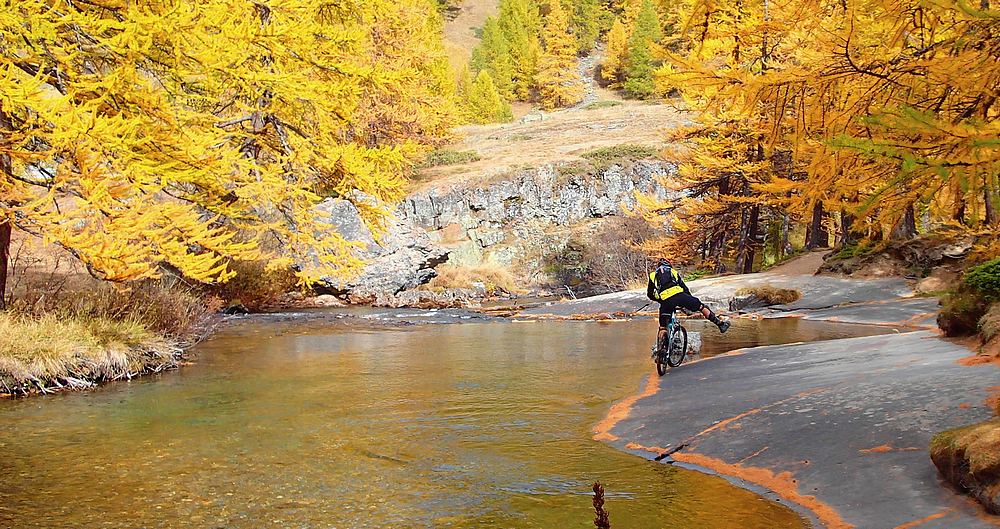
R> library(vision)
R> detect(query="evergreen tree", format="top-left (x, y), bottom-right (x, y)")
top-left (623, 0), bottom-right (662, 99)
top-left (470, 17), bottom-right (516, 100)
top-left (465, 70), bottom-right (515, 124)
top-left (538, 0), bottom-right (585, 109)
top-left (572, 0), bottom-right (602, 55)
top-left (498, 0), bottom-right (542, 100)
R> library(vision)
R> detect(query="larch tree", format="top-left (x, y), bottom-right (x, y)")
top-left (498, 0), bottom-right (543, 101)
top-left (465, 70), bottom-right (514, 123)
top-left (470, 16), bottom-right (516, 100)
top-left (538, 0), bottom-right (585, 109)
top-left (0, 0), bottom-right (458, 303)
top-left (637, 0), bottom-right (779, 272)
top-left (601, 17), bottom-right (631, 86)
top-left (623, 0), bottom-right (663, 99)
top-left (572, 0), bottom-right (603, 54)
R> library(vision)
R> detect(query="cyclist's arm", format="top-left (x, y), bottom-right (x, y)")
top-left (679, 274), bottom-right (691, 294)
top-left (646, 277), bottom-right (657, 301)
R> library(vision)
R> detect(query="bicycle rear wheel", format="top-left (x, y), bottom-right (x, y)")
top-left (666, 325), bottom-right (688, 367)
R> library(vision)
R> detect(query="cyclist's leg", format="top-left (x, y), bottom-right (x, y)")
top-left (656, 302), bottom-right (673, 347)
top-left (671, 293), bottom-right (730, 333)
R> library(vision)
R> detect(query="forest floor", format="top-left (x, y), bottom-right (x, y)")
top-left (524, 252), bottom-right (1000, 529)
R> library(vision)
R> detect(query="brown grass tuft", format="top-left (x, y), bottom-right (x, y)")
top-left (735, 285), bottom-right (802, 306)
top-left (423, 264), bottom-right (523, 296)
top-left (981, 304), bottom-right (1000, 344)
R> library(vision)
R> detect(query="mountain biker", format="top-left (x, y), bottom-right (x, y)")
top-left (647, 258), bottom-right (731, 346)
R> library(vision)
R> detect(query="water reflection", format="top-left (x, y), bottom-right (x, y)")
top-left (0, 316), bottom-right (894, 528)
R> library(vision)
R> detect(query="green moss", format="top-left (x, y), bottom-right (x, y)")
top-left (939, 289), bottom-right (990, 337)
top-left (833, 241), bottom-right (878, 260)
top-left (580, 144), bottom-right (661, 167)
top-left (583, 100), bottom-right (623, 110)
top-left (418, 149), bottom-right (481, 168)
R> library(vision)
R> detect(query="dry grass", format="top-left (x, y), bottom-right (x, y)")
top-left (0, 312), bottom-right (179, 395)
top-left (412, 101), bottom-right (685, 191)
top-left (735, 285), bottom-right (802, 305)
top-left (11, 280), bottom-right (220, 342)
top-left (981, 304), bottom-right (1000, 343)
top-left (423, 264), bottom-right (523, 295)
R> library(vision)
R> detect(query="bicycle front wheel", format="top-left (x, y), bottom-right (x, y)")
top-left (666, 325), bottom-right (688, 367)
top-left (655, 332), bottom-right (668, 376)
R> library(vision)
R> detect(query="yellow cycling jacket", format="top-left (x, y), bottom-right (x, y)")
top-left (649, 268), bottom-right (684, 300)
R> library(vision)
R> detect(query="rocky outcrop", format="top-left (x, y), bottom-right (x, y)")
top-left (399, 160), bottom-right (676, 269)
top-left (311, 198), bottom-right (448, 300)
top-left (308, 160), bottom-right (675, 301)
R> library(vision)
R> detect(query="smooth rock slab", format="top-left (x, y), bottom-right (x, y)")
top-left (607, 331), bottom-right (1000, 529)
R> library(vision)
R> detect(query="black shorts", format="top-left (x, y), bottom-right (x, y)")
top-left (658, 293), bottom-right (703, 327)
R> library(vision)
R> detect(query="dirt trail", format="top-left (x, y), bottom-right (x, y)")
top-left (765, 250), bottom-right (830, 276)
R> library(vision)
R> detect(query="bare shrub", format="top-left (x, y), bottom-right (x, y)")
top-left (201, 260), bottom-right (299, 311)
top-left (584, 216), bottom-right (658, 292)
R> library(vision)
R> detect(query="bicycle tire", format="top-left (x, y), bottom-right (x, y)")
top-left (666, 325), bottom-right (688, 367)
top-left (655, 332), bottom-right (668, 376)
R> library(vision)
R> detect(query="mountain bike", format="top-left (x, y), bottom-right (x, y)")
top-left (652, 309), bottom-right (688, 376)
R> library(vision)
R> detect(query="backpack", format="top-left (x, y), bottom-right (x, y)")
top-left (652, 265), bottom-right (682, 300)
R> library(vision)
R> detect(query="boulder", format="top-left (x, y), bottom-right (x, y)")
top-left (310, 198), bottom-right (449, 299)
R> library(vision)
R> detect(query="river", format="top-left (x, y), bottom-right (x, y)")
top-left (0, 310), bottom-right (896, 528)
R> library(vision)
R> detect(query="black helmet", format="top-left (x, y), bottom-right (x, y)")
top-left (657, 257), bottom-right (670, 267)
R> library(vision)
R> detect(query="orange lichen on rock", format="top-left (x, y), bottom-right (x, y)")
top-left (693, 388), bottom-right (828, 440)
top-left (592, 375), bottom-right (661, 441)
top-left (859, 445), bottom-right (922, 454)
top-left (671, 451), bottom-right (854, 529)
top-left (891, 509), bottom-right (953, 529)
top-left (624, 442), bottom-right (670, 453)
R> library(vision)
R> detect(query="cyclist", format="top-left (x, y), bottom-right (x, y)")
top-left (647, 258), bottom-right (731, 347)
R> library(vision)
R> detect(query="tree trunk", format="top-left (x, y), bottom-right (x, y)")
top-left (891, 204), bottom-right (917, 240)
top-left (840, 210), bottom-right (859, 247)
top-left (780, 213), bottom-right (792, 257)
top-left (806, 201), bottom-right (829, 249)
top-left (737, 204), bottom-right (760, 274)
top-left (0, 220), bottom-right (9, 310)
top-left (0, 103), bottom-right (10, 310)
top-left (986, 188), bottom-right (997, 226)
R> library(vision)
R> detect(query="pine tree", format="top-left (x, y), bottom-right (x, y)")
top-left (572, 0), bottom-right (603, 55)
top-left (538, 0), bottom-right (585, 109)
top-left (470, 16), bottom-right (516, 100)
top-left (498, 0), bottom-right (543, 100)
top-left (465, 71), bottom-right (515, 123)
top-left (623, 0), bottom-right (663, 99)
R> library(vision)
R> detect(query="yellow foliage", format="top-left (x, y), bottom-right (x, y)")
top-left (537, 0), bottom-right (584, 109)
top-left (0, 0), bottom-right (458, 287)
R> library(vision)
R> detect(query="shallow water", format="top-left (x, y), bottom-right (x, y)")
top-left (0, 314), bottom-right (895, 528)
